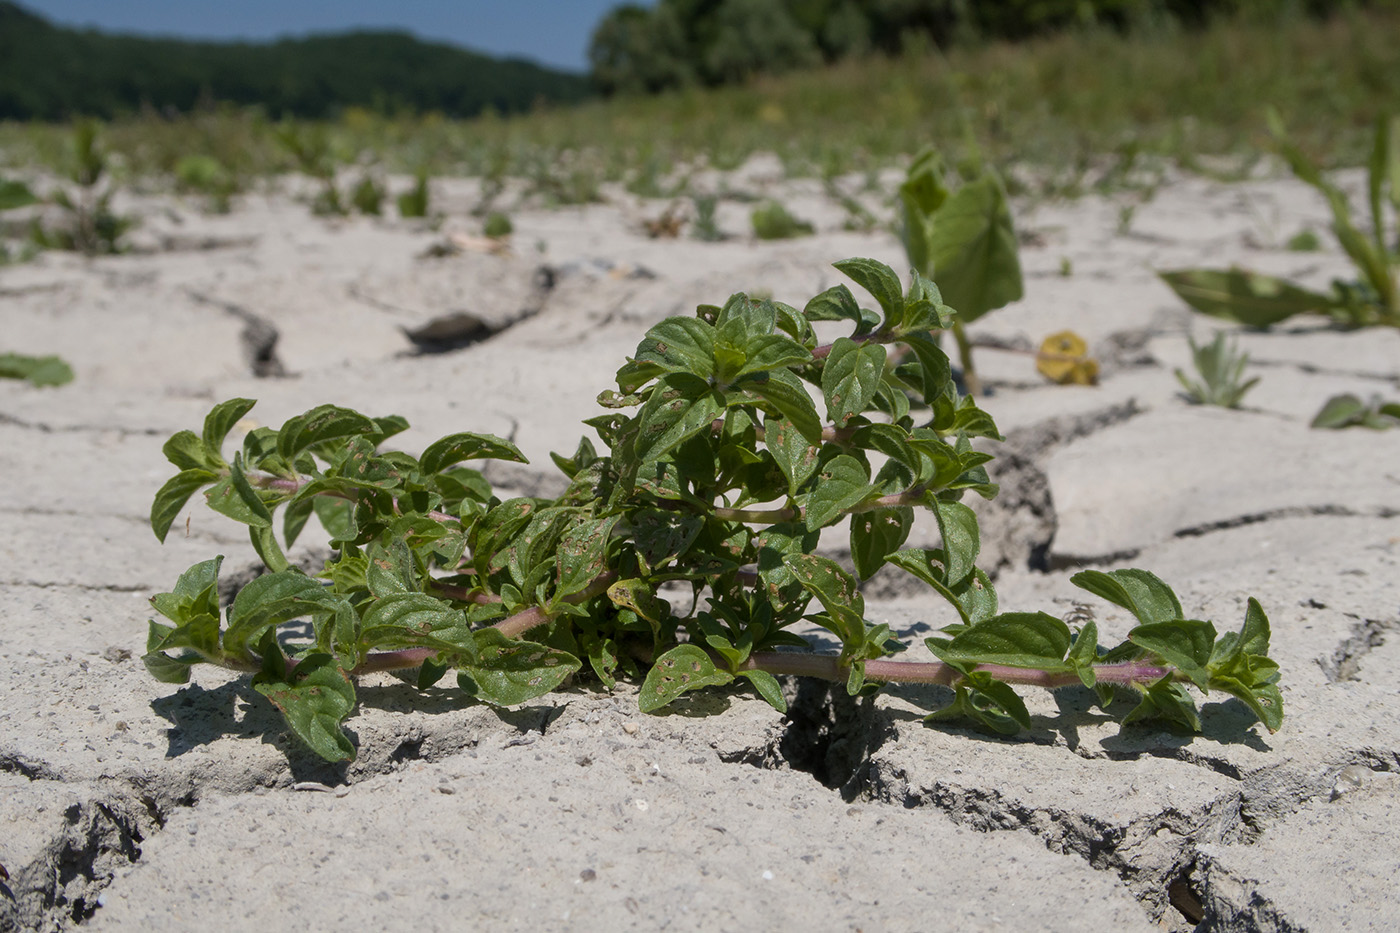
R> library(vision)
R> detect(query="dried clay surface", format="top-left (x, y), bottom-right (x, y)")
top-left (3, 165), bottom-right (1398, 932)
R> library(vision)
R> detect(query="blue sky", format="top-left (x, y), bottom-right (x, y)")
top-left (18, 1), bottom-right (655, 72)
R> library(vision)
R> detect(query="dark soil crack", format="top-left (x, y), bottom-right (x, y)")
top-left (1319, 612), bottom-right (1400, 683)
top-left (0, 413), bottom-right (166, 437)
top-left (1174, 505), bottom-right (1400, 540)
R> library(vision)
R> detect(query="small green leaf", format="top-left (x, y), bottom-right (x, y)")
top-left (1122, 678), bottom-right (1201, 732)
top-left (850, 507), bottom-right (913, 580)
top-left (457, 629), bottom-right (579, 706)
top-left (634, 373), bottom-right (725, 465)
top-left (803, 283), bottom-right (863, 324)
top-left (420, 432), bottom-right (527, 474)
top-left (933, 500), bottom-right (980, 587)
top-left (784, 553), bottom-right (866, 657)
top-left (633, 316), bottom-right (717, 378)
top-left (201, 398), bottom-right (256, 463)
top-left (886, 548), bottom-right (997, 625)
top-left (254, 654), bottom-right (357, 762)
top-left (1066, 620), bottom-right (1100, 689)
top-left (803, 454), bottom-right (872, 530)
top-left (276, 404), bottom-right (377, 463)
top-left (555, 516), bottom-right (619, 598)
top-left (160, 431), bottom-right (215, 471)
top-left (928, 612), bottom-right (1071, 670)
top-left (741, 368), bottom-right (822, 445)
top-left (606, 578), bottom-right (669, 637)
top-left (739, 669), bottom-right (787, 712)
top-left (629, 509), bottom-right (704, 572)
top-left (736, 334), bottom-right (811, 378)
top-left (763, 415), bottom-right (820, 498)
top-left (149, 557), bottom-right (224, 624)
top-left (1072, 568), bottom-right (1183, 626)
top-left (224, 570), bottom-right (345, 660)
top-left (1128, 619), bottom-right (1217, 691)
top-left (1158, 268), bottom-right (1332, 327)
top-left (150, 469), bottom-right (218, 542)
top-left (204, 458), bottom-right (273, 528)
top-left (822, 338), bottom-right (887, 427)
top-left (638, 644), bottom-right (734, 713)
top-left (833, 258), bottom-right (904, 327)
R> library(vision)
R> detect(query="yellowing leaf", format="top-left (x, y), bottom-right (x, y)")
top-left (1036, 331), bottom-right (1099, 385)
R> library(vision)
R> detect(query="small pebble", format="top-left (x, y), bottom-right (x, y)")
top-left (622, 722), bottom-right (639, 735)
top-left (634, 798), bottom-right (649, 812)
top-left (579, 869), bottom-right (597, 883)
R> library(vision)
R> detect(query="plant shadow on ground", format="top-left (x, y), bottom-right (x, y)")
top-left (885, 681), bottom-right (1272, 752)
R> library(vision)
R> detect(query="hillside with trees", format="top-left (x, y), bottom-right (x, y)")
top-left (0, 1), bottom-right (592, 121)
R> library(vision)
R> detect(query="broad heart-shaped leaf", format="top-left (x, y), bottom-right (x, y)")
top-left (739, 368), bottom-right (822, 445)
top-left (254, 654), bottom-right (357, 762)
top-left (933, 500), bottom-right (979, 587)
top-left (634, 372), bottom-right (725, 465)
top-left (1157, 268), bottom-right (1333, 327)
top-left (928, 612), bottom-right (1072, 671)
top-left (833, 258), bottom-right (904, 328)
top-left (201, 398), bottom-right (256, 465)
top-left (926, 173), bottom-right (1023, 323)
top-left (638, 644), bottom-right (734, 713)
top-left (886, 549), bottom-right (997, 625)
top-left (803, 283), bottom-right (863, 324)
top-left (633, 315), bottom-right (717, 378)
top-left (850, 507), bottom-right (913, 580)
top-left (1072, 569), bottom-right (1183, 626)
top-left (822, 338), bottom-right (887, 427)
top-left (803, 454), bottom-right (872, 531)
top-left (784, 553), bottom-right (866, 657)
top-left (457, 629), bottom-right (579, 706)
top-left (276, 404), bottom-right (377, 463)
top-left (420, 432), bottom-right (527, 474)
top-left (764, 415), bottom-right (819, 498)
top-left (1128, 619), bottom-right (1217, 691)
top-left (150, 468), bottom-right (218, 542)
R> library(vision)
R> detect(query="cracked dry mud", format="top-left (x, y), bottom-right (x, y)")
top-left (3, 166), bottom-right (1398, 932)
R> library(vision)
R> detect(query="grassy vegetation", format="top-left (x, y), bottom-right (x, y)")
top-left (0, 8), bottom-right (1396, 194)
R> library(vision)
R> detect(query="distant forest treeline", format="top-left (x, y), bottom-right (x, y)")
top-left (0, 1), bottom-right (592, 121)
top-left (589, 0), bottom-right (1397, 93)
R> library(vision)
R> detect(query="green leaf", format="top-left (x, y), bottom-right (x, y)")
top-left (223, 570), bottom-right (347, 660)
top-left (850, 507), bottom-right (913, 580)
top-left (1066, 620), bottom-right (1100, 689)
top-left (1122, 678), bottom-right (1200, 732)
top-left (822, 338), bottom-right (887, 427)
top-left (555, 516), bottom-right (618, 598)
top-left (150, 468), bottom-right (218, 542)
top-left (803, 454), bottom-right (872, 530)
top-left (901, 332), bottom-right (955, 406)
top-left (739, 669), bottom-right (787, 712)
top-left (633, 316), bottom-right (717, 378)
top-left (420, 432), bottom-right (527, 474)
top-left (0, 177), bottom-right (38, 211)
top-left (1072, 569), bottom-right (1183, 626)
top-left (276, 404), bottom-right (377, 463)
top-left (204, 458), bottom-right (273, 528)
top-left (201, 398), bottom-right (256, 464)
top-left (360, 593), bottom-right (475, 654)
top-left (764, 415), bottom-right (820, 498)
top-left (933, 500), bottom-right (980, 587)
top-left (928, 612), bottom-right (1071, 670)
top-left (458, 629), bottom-right (580, 706)
top-left (606, 578), bottom-right (669, 637)
top-left (1208, 598), bottom-right (1283, 732)
top-left (0, 352), bottom-right (74, 386)
top-left (736, 334), bottom-right (811, 378)
top-left (1128, 620), bottom-right (1217, 691)
top-left (254, 654), bottom-right (357, 762)
top-left (833, 258), bottom-right (904, 327)
top-left (629, 509), bottom-right (704, 572)
top-left (638, 644), bottom-right (734, 713)
top-left (149, 556), bottom-right (223, 625)
top-left (1157, 268), bottom-right (1333, 327)
top-left (634, 372), bottom-right (725, 464)
top-left (803, 283), bottom-right (863, 324)
top-left (741, 368), bottom-right (822, 445)
top-left (784, 553), bottom-right (866, 657)
top-left (142, 646), bottom-right (198, 684)
top-left (250, 524), bottom-right (290, 574)
top-left (1311, 394), bottom-right (1381, 429)
top-left (886, 548), bottom-right (997, 625)
top-left (926, 173), bottom-right (1023, 323)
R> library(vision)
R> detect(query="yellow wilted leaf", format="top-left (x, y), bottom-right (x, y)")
top-left (1037, 331), bottom-right (1099, 385)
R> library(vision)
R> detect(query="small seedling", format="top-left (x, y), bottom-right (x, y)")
top-left (1161, 113), bottom-right (1399, 329)
top-left (691, 195), bottom-right (725, 242)
top-left (29, 121), bottom-right (133, 255)
top-left (274, 123), bottom-right (343, 216)
top-left (0, 352), bottom-right (74, 387)
top-left (0, 176), bottom-right (38, 211)
top-left (175, 155), bottom-right (239, 213)
top-left (145, 257), bottom-right (1282, 763)
top-left (351, 175), bottom-right (386, 216)
top-left (1285, 228), bottom-right (1321, 252)
top-left (899, 147), bottom-right (1023, 396)
top-left (1175, 332), bottom-right (1259, 409)
top-left (751, 199), bottom-right (814, 239)
top-left (1310, 393), bottom-right (1400, 429)
top-left (483, 211), bottom-right (513, 239)
top-left (397, 170), bottom-right (431, 219)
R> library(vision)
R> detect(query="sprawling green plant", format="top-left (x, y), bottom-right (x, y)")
top-left (1175, 332), bottom-right (1259, 409)
top-left (1311, 393), bottom-right (1400, 430)
top-left (396, 169), bottom-right (431, 219)
top-left (750, 199), bottom-right (813, 239)
top-left (899, 148), bottom-right (1024, 395)
top-left (146, 258), bottom-right (1283, 762)
top-left (0, 352), bottom-right (73, 387)
top-left (1160, 113), bottom-right (1399, 329)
